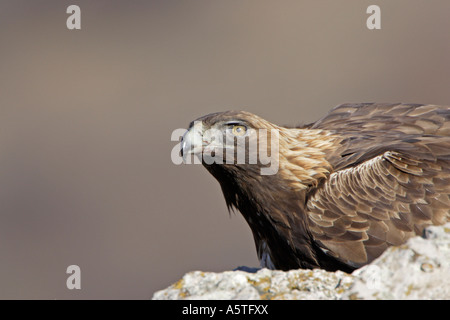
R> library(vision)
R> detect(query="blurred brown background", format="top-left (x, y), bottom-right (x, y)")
top-left (0, 0), bottom-right (449, 299)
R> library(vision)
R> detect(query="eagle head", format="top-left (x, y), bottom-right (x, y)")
top-left (181, 110), bottom-right (336, 190)
top-left (181, 110), bottom-right (282, 176)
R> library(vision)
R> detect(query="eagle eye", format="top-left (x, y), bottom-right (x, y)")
top-left (231, 124), bottom-right (247, 136)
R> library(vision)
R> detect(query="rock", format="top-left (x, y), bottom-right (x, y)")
top-left (152, 223), bottom-right (450, 300)
top-left (152, 268), bottom-right (354, 300)
top-left (343, 223), bottom-right (450, 300)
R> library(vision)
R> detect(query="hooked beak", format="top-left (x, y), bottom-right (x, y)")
top-left (181, 121), bottom-right (204, 162)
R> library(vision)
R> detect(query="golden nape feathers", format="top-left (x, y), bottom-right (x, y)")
top-left (181, 103), bottom-right (450, 272)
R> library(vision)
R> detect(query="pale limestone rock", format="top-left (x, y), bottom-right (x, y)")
top-left (153, 223), bottom-right (450, 300)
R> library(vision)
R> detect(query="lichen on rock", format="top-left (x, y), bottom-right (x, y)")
top-left (152, 223), bottom-right (450, 300)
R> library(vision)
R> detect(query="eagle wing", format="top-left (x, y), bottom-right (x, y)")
top-left (305, 103), bottom-right (450, 267)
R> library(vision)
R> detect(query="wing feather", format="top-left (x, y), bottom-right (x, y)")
top-left (304, 103), bottom-right (450, 266)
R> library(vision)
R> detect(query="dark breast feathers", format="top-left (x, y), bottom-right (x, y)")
top-left (183, 103), bottom-right (450, 272)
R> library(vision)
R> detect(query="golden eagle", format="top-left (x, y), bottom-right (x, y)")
top-left (181, 103), bottom-right (450, 272)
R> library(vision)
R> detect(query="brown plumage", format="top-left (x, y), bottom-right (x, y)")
top-left (181, 103), bottom-right (450, 272)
